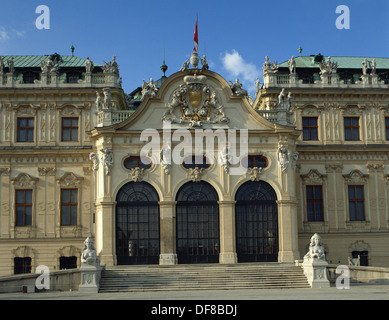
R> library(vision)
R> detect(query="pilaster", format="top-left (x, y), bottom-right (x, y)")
top-left (218, 200), bottom-right (238, 264)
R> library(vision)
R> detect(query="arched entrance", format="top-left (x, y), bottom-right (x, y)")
top-left (115, 182), bottom-right (160, 265)
top-left (235, 180), bottom-right (278, 262)
top-left (176, 181), bottom-right (219, 264)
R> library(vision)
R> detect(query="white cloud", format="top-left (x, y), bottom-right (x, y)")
top-left (0, 27), bottom-right (10, 41)
top-left (221, 49), bottom-right (259, 94)
top-left (14, 30), bottom-right (25, 38)
top-left (0, 27), bottom-right (25, 42)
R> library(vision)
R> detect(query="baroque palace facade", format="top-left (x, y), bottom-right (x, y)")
top-left (0, 51), bottom-right (388, 276)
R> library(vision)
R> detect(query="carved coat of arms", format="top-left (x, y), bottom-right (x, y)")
top-left (162, 74), bottom-right (229, 127)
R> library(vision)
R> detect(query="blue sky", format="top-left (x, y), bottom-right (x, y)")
top-left (0, 0), bottom-right (388, 96)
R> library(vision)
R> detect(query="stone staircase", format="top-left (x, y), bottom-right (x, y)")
top-left (98, 263), bottom-right (310, 292)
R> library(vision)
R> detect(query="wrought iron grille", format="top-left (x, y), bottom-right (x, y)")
top-left (176, 181), bottom-right (219, 264)
top-left (235, 181), bottom-right (278, 262)
top-left (116, 182), bottom-right (160, 265)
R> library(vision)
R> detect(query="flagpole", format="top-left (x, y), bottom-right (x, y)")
top-left (190, 13), bottom-right (199, 68)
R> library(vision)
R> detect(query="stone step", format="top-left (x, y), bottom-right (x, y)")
top-left (98, 263), bottom-right (310, 292)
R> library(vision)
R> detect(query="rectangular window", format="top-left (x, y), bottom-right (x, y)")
top-left (14, 257), bottom-right (32, 274)
top-left (59, 256), bottom-right (77, 269)
top-left (344, 117), bottom-right (360, 141)
top-left (61, 189), bottom-right (78, 225)
top-left (62, 117), bottom-right (79, 142)
top-left (15, 190), bottom-right (33, 226)
top-left (302, 117), bottom-right (318, 140)
top-left (348, 185), bottom-right (365, 221)
top-left (385, 117), bottom-right (389, 141)
top-left (306, 185), bottom-right (323, 221)
top-left (17, 117), bottom-right (34, 142)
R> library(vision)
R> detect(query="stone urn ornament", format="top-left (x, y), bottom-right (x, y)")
top-left (190, 52), bottom-right (199, 69)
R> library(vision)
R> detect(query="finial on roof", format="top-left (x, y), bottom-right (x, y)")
top-left (70, 44), bottom-right (75, 57)
top-left (160, 48), bottom-right (168, 77)
top-left (161, 60), bottom-right (168, 77)
top-left (298, 46), bottom-right (303, 56)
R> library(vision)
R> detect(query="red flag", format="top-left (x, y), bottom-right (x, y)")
top-left (193, 15), bottom-right (198, 52)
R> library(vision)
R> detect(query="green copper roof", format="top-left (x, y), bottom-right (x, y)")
top-left (278, 55), bottom-right (389, 70)
top-left (0, 55), bottom-right (101, 68)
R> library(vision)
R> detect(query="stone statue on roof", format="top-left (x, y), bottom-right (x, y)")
top-left (41, 55), bottom-right (59, 74)
top-left (362, 58), bottom-right (369, 75)
top-left (371, 58), bottom-right (376, 75)
top-left (0, 57), bottom-right (4, 74)
top-left (255, 78), bottom-right (260, 95)
top-left (103, 55), bottom-right (119, 74)
top-left (7, 57), bottom-right (14, 74)
top-left (85, 57), bottom-right (94, 73)
top-left (288, 56), bottom-right (296, 74)
top-left (201, 55), bottom-right (209, 70)
top-left (263, 56), bottom-right (278, 73)
top-left (319, 56), bottom-right (338, 75)
top-left (141, 78), bottom-right (158, 99)
top-left (229, 78), bottom-right (248, 96)
top-left (180, 59), bottom-right (190, 71)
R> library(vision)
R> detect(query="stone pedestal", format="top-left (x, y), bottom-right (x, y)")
top-left (79, 264), bottom-right (102, 293)
top-left (159, 253), bottom-right (178, 265)
top-left (302, 258), bottom-right (330, 288)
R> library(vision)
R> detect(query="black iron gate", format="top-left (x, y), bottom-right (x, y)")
top-left (116, 182), bottom-right (160, 265)
top-left (176, 181), bottom-right (219, 264)
top-left (235, 181), bottom-right (278, 262)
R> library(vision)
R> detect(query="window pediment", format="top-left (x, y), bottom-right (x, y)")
top-left (343, 170), bottom-right (369, 184)
top-left (11, 173), bottom-right (38, 188)
top-left (56, 172), bottom-right (83, 187)
top-left (300, 169), bottom-right (327, 184)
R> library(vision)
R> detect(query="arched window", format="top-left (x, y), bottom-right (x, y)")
top-left (235, 180), bottom-right (278, 262)
top-left (115, 182), bottom-right (159, 264)
top-left (176, 181), bottom-right (219, 264)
